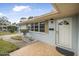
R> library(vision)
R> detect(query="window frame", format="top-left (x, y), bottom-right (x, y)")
top-left (31, 24), bottom-right (35, 31)
top-left (39, 22), bottom-right (45, 32)
top-left (35, 23), bottom-right (38, 31)
top-left (30, 21), bottom-right (48, 33)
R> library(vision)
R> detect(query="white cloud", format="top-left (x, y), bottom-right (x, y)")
top-left (13, 5), bottom-right (32, 12)
top-left (0, 13), bottom-right (4, 16)
top-left (0, 12), bottom-right (7, 16)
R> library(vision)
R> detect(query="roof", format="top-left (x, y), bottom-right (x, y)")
top-left (18, 3), bottom-right (79, 25)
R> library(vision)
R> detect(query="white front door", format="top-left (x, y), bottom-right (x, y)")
top-left (56, 18), bottom-right (72, 49)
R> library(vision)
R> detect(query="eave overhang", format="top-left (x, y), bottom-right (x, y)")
top-left (18, 3), bottom-right (79, 25)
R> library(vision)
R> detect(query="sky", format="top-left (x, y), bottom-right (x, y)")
top-left (0, 3), bottom-right (54, 23)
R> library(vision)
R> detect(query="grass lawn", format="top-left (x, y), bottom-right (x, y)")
top-left (0, 39), bottom-right (18, 56)
top-left (11, 35), bottom-right (22, 40)
top-left (0, 32), bottom-right (16, 36)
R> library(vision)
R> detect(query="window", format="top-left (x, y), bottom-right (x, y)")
top-left (30, 22), bottom-right (45, 32)
top-left (35, 23), bottom-right (38, 31)
top-left (0, 23), bottom-right (2, 25)
top-left (4, 24), bottom-right (6, 25)
top-left (58, 20), bottom-right (69, 25)
top-left (3, 27), bottom-right (6, 29)
top-left (31, 24), bottom-right (34, 31)
top-left (40, 22), bottom-right (45, 32)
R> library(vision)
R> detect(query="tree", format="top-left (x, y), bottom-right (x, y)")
top-left (28, 16), bottom-right (33, 19)
top-left (7, 26), bottom-right (17, 33)
top-left (20, 17), bottom-right (26, 19)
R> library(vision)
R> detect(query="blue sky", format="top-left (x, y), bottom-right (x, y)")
top-left (0, 3), bottom-right (53, 23)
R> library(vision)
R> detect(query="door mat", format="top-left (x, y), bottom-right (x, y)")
top-left (56, 47), bottom-right (74, 56)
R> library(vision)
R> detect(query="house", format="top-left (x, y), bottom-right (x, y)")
top-left (18, 3), bottom-right (79, 56)
top-left (17, 17), bottom-right (29, 33)
top-left (0, 16), bottom-right (11, 32)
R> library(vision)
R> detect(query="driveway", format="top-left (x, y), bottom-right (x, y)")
top-left (0, 34), bottom-right (28, 48)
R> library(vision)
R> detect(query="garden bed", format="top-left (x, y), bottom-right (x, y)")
top-left (11, 35), bottom-right (22, 40)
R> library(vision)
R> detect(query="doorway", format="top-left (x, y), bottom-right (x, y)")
top-left (56, 18), bottom-right (72, 49)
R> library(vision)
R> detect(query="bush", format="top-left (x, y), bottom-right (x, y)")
top-left (7, 26), bottom-right (17, 33)
top-left (20, 29), bottom-right (29, 35)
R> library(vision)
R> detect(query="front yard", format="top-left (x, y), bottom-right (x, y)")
top-left (0, 39), bottom-right (18, 56)
top-left (0, 32), bottom-right (16, 36)
top-left (0, 33), bottom-right (36, 56)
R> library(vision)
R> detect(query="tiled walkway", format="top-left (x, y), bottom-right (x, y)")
top-left (10, 41), bottom-right (63, 56)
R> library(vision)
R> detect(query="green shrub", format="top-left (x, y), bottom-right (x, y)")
top-left (7, 26), bottom-right (17, 33)
top-left (20, 29), bottom-right (28, 35)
